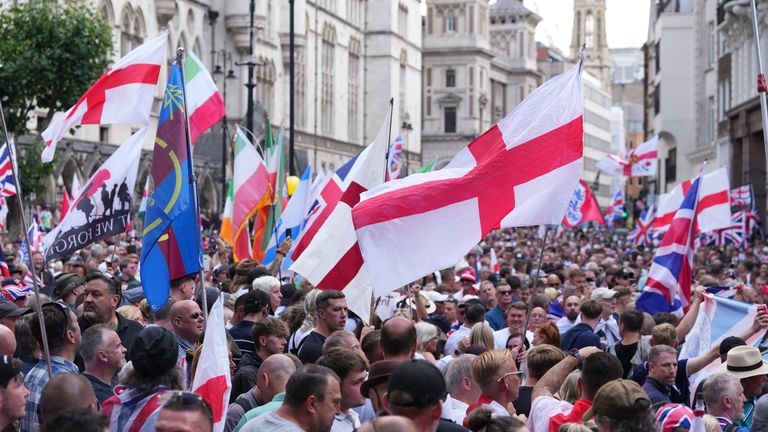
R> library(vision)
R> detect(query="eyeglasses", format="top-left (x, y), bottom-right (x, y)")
top-left (158, 391), bottom-right (213, 422)
top-left (43, 302), bottom-right (73, 339)
top-left (497, 370), bottom-right (524, 382)
top-left (497, 290), bottom-right (513, 296)
top-left (188, 312), bottom-right (203, 320)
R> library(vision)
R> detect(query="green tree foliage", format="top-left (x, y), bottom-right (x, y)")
top-left (0, 1), bottom-right (113, 195)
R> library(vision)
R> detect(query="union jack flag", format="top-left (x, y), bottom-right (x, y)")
top-left (605, 189), bottom-right (624, 226)
top-left (628, 205), bottom-right (656, 246)
top-left (731, 184), bottom-right (753, 211)
top-left (636, 175), bottom-right (702, 316)
top-left (386, 134), bottom-right (404, 181)
top-left (700, 210), bottom-right (763, 248)
top-left (0, 139), bottom-right (17, 197)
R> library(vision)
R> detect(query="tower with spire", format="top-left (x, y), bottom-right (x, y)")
top-left (570, 0), bottom-right (611, 89)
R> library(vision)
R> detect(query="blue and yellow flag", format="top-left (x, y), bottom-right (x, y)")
top-left (140, 61), bottom-right (201, 311)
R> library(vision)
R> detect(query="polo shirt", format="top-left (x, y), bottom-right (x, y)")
top-left (233, 392), bottom-right (286, 432)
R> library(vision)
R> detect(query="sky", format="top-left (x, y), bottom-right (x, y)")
top-left (523, 0), bottom-right (650, 52)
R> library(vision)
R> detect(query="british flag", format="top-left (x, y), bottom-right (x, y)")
top-left (0, 140), bottom-right (17, 197)
top-left (386, 134), bottom-right (404, 181)
top-left (605, 189), bottom-right (624, 225)
top-left (636, 175), bottom-right (701, 316)
top-left (628, 205), bottom-right (656, 246)
top-left (700, 210), bottom-right (763, 248)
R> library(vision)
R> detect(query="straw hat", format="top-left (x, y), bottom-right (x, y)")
top-left (718, 346), bottom-right (768, 378)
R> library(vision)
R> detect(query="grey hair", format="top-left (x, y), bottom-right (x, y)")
top-left (648, 344), bottom-right (677, 363)
top-left (593, 412), bottom-right (658, 432)
top-left (703, 372), bottom-right (741, 408)
top-left (415, 321), bottom-right (440, 352)
top-left (80, 325), bottom-right (109, 363)
top-left (252, 275), bottom-right (281, 293)
top-left (299, 289), bottom-right (320, 333)
top-left (443, 354), bottom-right (477, 394)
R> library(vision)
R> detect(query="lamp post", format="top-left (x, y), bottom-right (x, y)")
top-left (401, 121), bottom-right (413, 175)
top-left (213, 51), bottom-right (236, 212)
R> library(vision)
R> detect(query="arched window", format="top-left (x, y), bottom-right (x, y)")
top-left (585, 12), bottom-right (594, 48)
top-left (321, 24), bottom-right (336, 135)
top-left (120, 5), bottom-right (145, 56)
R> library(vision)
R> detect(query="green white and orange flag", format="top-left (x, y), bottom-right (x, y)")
top-left (258, 124), bottom-right (287, 252)
top-left (232, 126), bottom-right (270, 262)
top-left (219, 180), bottom-right (234, 246)
top-left (250, 116), bottom-right (284, 260)
top-left (185, 51), bottom-right (226, 144)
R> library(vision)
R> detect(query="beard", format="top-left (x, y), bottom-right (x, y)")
top-left (567, 310), bottom-right (579, 321)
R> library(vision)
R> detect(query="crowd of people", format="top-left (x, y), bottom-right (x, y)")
top-left (0, 225), bottom-right (765, 432)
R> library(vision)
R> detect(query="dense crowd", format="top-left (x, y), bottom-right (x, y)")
top-left (0, 225), bottom-right (764, 432)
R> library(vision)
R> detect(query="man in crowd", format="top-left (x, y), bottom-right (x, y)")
top-left (79, 272), bottom-right (142, 361)
top-left (240, 364), bottom-right (341, 432)
top-left (381, 317), bottom-right (417, 361)
top-left (156, 391), bottom-right (214, 432)
top-left (117, 258), bottom-right (141, 290)
top-left (230, 354), bottom-right (297, 432)
top-left (445, 302), bottom-right (485, 356)
top-left (317, 348), bottom-right (368, 432)
top-left (582, 379), bottom-right (657, 432)
top-left (228, 290), bottom-right (270, 357)
top-left (514, 344), bottom-right (566, 417)
top-left (170, 275), bottom-right (197, 302)
top-left (0, 356), bottom-right (28, 431)
top-left (704, 372), bottom-right (749, 431)
top-left (478, 281), bottom-right (496, 311)
top-left (442, 354), bottom-right (479, 424)
top-left (591, 287), bottom-right (620, 348)
top-left (38, 374), bottom-right (98, 427)
top-left (171, 300), bottom-right (205, 377)
top-left (493, 302), bottom-right (530, 349)
top-left (485, 282), bottom-right (514, 331)
top-left (360, 360), bottom-right (401, 419)
top-left (385, 360), bottom-right (449, 432)
top-left (609, 308), bottom-right (649, 378)
top-left (719, 345), bottom-right (768, 428)
top-left (466, 349), bottom-right (521, 417)
top-left (252, 275), bottom-right (283, 315)
top-left (0, 300), bottom-right (29, 334)
top-left (232, 316), bottom-right (289, 401)
top-left (298, 290), bottom-right (348, 364)
top-left (22, 302), bottom-right (81, 432)
top-left (568, 269), bottom-right (589, 295)
top-left (561, 300), bottom-right (602, 351)
top-left (555, 295), bottom-right (581, 335)
top-left (80, 325), bottom-right (126, 404)
top-left (642, 345), bottom-right (684, 405)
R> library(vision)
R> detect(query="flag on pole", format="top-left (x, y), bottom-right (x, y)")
top-left (605, 189), bottom-right (625, 226)
top-left (655, 167), bottom-right (730, 234)
top-left (140, 60), bottom-right (201, 311)
top-left (184, 51), bottom-right (227, 144)
top-left (137, 176), bottom-right (150, 219)
top-left (596, 135), bottom-right (658, 177)
top-left (628, 205), bottom-right (656, 247)
top-left (258, 125), bottom-right (287, 252)
top-left (263, 165), bottom-right (311, 269)
top-left (352, 63), bottom-right (584, 298)
top-left (562, 180), bottom-right (605, 228)
top-left (219, 180), bottom-right (234, 246)
top-left (490, 248), bottom-right (499, 274)
top-left (386, 134), bottom-right (403, 181)
top-left (41, 31), bottom-right (169, 163)
top-left (419, 156), bottom-right (439, 173)
top-left (249, 116), bottom-right (279, 260)
top-left (43, 128), bottom-right (145, 260)
top-left (636, 175), bottom-right (702, 316)
top-left (231, 127), bottom-right (270, 262)
top-left (0, 141), bottom-right (16, 197)
top-left (0, 197), bottom-right (8, 232)
top-left (291, 106), bottom-right (393, 323)
top-left (59, 189), bottom-right (72, 221)
top-left (192, 295), bottom-right (232, 432)
top-left (731, 184), bottom-right (754, 212)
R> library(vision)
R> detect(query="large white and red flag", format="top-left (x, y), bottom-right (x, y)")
top-left (562, 180), bottom-right (606, 228)
top-left (655, 167), bottom-right (730, 233)
top-left (597, 135), bottom-right (658, 177)
top-left (40, 31), bottom-right (168, 162)
top-left (352, 64), bottom-right (584, 297)
top-left (290, 107), bottom-right (392, 323)
top-left (192, 295), bottom-right (231, 432)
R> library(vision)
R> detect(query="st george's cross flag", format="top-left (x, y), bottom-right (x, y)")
top-left (192, 295), bottom-right (231, 432)
top-left (562, 180), bottom-right (605, 228)
top-left (655, 167), bottom-right (730, 234)
top-left (596, 135), bottom-right (659, 177)
top-left (41, 31), bottom-right (168, 163)
top-left (636, 174), bottom-right (702, 316)
top-left (731, 184), bottom-right (754, 212)
top-left (43, 128), bottom-right (144, 260)
top-left (352, 63), bottom-right (584, 297)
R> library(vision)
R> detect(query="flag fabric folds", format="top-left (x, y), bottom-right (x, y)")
top-left (562, 180), bottom-right (605, 228)
top-left (655, 167), bottom-right (730, 234)
top-left (636, 176), bottom-right (701, 316)
top-left (605, 189), bottom-right (625, 225)
top-left (192, 295), bottom-right (232, 432)
top-left (352, 64), bottom-right (584, 298)
top-left (731, 184), bottom-right (754, 212)
top-left (263, 166), bottom-right (311, 270)
top-left (628, 205), bottom-right (656, 247)
top-left (231, 127), bottom-right (270, 262)
top-left (41, 31), bottom-right (168, 163)
top-left (137, 177), bottom-right (150, 220)
top-left (596, 135), bottom-right (658, 177)
top-left (43, 128), bottom-right (144, 260)
top-left (140, 61), bottom-right (201, 311)
top-left (386, 134), bottom-right (403, 181)
top-left (219, 180), bottom-right (234, 246)
top-left (257, 125), bottom-right (287, 253)
top-left (291, 108), bottom-right (393, 323)
top-left (184, 51), bottom-right (226, 144)
top-left (0, 141), bottom-right (16, 197)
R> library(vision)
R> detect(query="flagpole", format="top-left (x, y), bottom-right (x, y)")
top-left (0, 100), bottom-right (53, 378)
top-left (522, 225), bottom-right (551, 334)
top-left (177, 47), bottom-right (209, 323)
top-left (749, 0), bottom-right (768, 172)
top-left (383, 98), bottom-right (394, 180)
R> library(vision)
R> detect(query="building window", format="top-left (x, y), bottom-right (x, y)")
top-left (399, 56), bottom-right (407, 121)
top-left (655, 42), bottom-right (661, 73)
top-left (719, 79), bottom-right (731, 119)
top-left (348, 53), bottom-right (360, 141)
top-left (120, 6), bottom-right (145, 56)
top-left (321, 25), bottom-right (336, 135)
top-left (426, 96), bottom-right (431, 116)
top-left (99, 126), bottom-right (109, 143)
top-left (444, 106), bottom-right (457, 133)
top-left (708, 22), bottom-right (715, 65)
top-left (398, 3), bottom-right (409, 38)
top-left (653, 83), bottom-right (661, 116)
top-left (665, 148), bottom-right (676, 184)
top-left (297, 48), bottom-right (307, 128)
top-left (585, 13), bottom-right (594, 48)
top-left (256, 58), bottom-right (276, 116)
top-left (446, 15), bottom-right (456, 33)
top-left (446, 69), bottom-right (456, 87)
top-left (708, 96), bottom-right (715, 145)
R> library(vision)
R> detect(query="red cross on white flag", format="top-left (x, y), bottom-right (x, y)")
top-left (40, 31), bottom-right (168, 163)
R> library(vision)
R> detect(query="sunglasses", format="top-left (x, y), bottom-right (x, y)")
top-left (188, 312), bottom-right (204, 320)
top-left (497, 290), bottom-right (513, 295)
top-left (496, 370), bottom-right (524, 382)
top-left (158, 391), bottom-right (213, 422)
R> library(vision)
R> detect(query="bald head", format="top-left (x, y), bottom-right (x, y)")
top-left (0, 324), bottom-right (16, 357)
top-left (381, 317), bottom-right (416, 360)
top-left (358, 416), bottom-right (418, 432)
top-left (257, 353), bottom-right (297, 401)
top-left (40, 374), bottom-right (98, 424)
top-left (171, 300), bottom-right (199, 318)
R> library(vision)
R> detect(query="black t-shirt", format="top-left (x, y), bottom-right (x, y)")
top-left (297, 331), bottom-right (327, 364)
top-left (512, 385), bottom-right (533, 417)
top-left (83, 373), bottom-right (116, 405)
top-left (614, 341), bottom-right (639, 378)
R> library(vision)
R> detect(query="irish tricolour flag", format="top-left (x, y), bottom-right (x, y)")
top-left (185, 51), bottom-right (226, 144)
top-left (232, 126), bottom-right (270, 261)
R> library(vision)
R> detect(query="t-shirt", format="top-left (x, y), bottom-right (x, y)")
top-left (614, 341), bottom-right (639, 378)
top-left (240, 411), bottom-right (304, 432)
top-left (297, 331), bottom-right (327, 364)
top-left (513, 386), bottom-right (533, 417)
top-left (229, 320), bottom-right (256, 356)
top-left (83, 373), bottom-right (116, 405)
top-left (560, 323), bottom-right (601, 351)
top-left (529, 397), bottom-right (592, 432)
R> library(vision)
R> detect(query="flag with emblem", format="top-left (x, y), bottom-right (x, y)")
top-left (41, 31), bottom-right (168, 163)
top-left (731, 184), bottom-right (754, 212)
top-left (562, 180), bottom-right (605, 228)
top-left (352, 63), bottom-right (584, 297)
top-left (596, 135), bottom-right (658, 177)
top-left (140, 60), bottom-right (201, 311)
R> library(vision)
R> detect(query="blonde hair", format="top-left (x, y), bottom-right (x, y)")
top-left (415, 321), bottom-right (440, 352)
top-left (558, 424), bottom-right (592, 432)
top-left (117, 305), bottom-right (144, 325)
top-left (652, 323), bottom-right (677, 347)
top-left (471, 349), bottom-right (513, 388)
top-left (469, 322), bottom-right (495, 351)
top-left (557, 369), bottom-right (582, 404)
top-left (702, 414), bottom-right (721, 432)
top-left (299, 289), bottom-right (320, 333)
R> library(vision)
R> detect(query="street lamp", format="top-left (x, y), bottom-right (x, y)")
top-left (401, 121), bottom-right (413, 175)
top-left (213, 50), bottom-right (236, 212)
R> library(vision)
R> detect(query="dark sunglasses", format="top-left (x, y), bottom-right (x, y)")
top-left (158, 391), bottom-right (213, 422)
top-left (188, 312), bottom-right (204, 320)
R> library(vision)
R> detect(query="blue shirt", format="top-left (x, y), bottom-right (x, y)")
top-left (485, 305), bottom-right (506, 331)
top-left (560, 323), bottom-right (601, 351)
top-left (229, 320), bottom-right (256, 356)
top-left (21, 356), bottom-right (80, 432)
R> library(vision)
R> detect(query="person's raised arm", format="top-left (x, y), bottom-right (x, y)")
top-left (687, 308), bottom-right (768, 375)
top-left (676, 286), bottom-right (705, 343)
top-left (532, 346), bottom-right (601, 400)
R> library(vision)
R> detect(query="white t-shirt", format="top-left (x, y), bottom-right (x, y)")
top-left (444, 326), bottom-right (471, 355)
top-left (528, 396), bottom-right (576, 432)
top-left (492, 328), bottom-right (533, 349)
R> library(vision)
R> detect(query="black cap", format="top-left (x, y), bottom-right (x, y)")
top-left (387, 360), bottom-right (446, 408)
top-left (53, 274), bottom-right (85, 300)
top-left (0, 355), bottom-right (20, 387)
top-left (0, 299), bottom-right (31, 318)
top-left (719, 336), bottom-right (747, 356)
top-left (131, 327), bottom-right (179, 378)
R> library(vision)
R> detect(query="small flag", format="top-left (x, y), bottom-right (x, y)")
top-left (386, 134), bottom-right (403, 181)
top-left (562, 180), bottom-right (605, 228)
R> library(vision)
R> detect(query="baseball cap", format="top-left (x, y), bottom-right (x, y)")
top-left (53, 274), bottom-right (86, 301)
top-left (655, 403), bottom-right (693, 432)
top-left (591, 287), bottom-right (618, 301)
top-left (458, 295), bottom-right (481, 306)
top-left (582, 379), bottom-right (651, 421)
top-left (719, 336), bottom-right (746, 357)
top-left (0, 299), bottom-right (31, 318)
top-left (131, 327), bottom-right (179, 379)
top-left (426, 290), bottom-right (449, 303)
top-left (1, 284), bottom-right (30, 302)
top-left (459, 270), bottom-right (476, 283)
top-left (0, 355), bottom-right (20, 387)
top-left (360, 360), bottom-right (401, 397)
top-left (387, 360), bottom-right (446, 408)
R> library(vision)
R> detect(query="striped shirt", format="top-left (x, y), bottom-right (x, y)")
top-left (21, 356), bottom-right (79, 432)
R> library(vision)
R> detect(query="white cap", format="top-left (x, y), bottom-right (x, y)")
top-left (426, 291), bottom-right (450, 303)
top-left (591, 287), bottom-right (618, 301)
